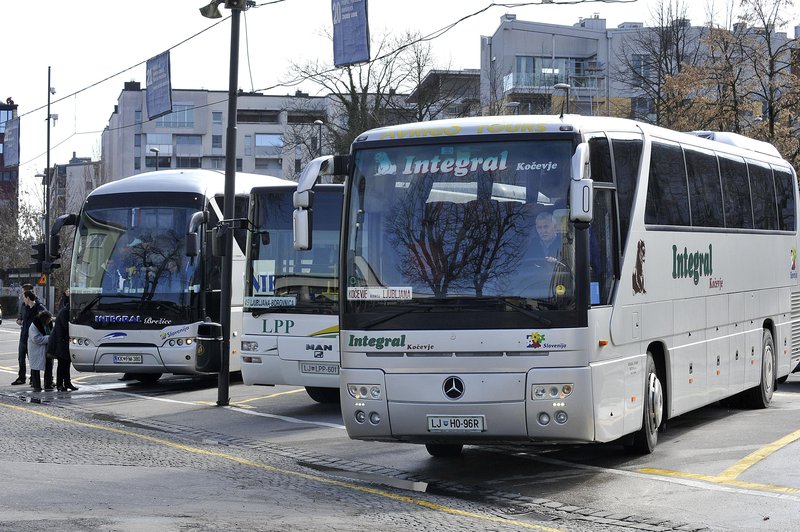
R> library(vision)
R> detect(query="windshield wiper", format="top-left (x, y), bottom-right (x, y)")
top-left (76, 294), bottom-right (134, 318)
top-left (489, 297), bottom-right (552, 327)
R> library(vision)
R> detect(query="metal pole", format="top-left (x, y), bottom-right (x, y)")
top-left (44, 66), bottom-right (51, 310)
top-left (218, 6), bottom-right (242, 406)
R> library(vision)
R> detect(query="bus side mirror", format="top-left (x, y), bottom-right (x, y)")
top-left (570, 143), bottom-right (593, 223)
top-left (293, 189), bottom-right (314, 250)
top-left (293, 208), bottom-right (312, 250)
top-left (185, 210), bottom-right (207, 257)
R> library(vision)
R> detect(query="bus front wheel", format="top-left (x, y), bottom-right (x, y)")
top-left (425, 443), bottom-right (463, 457)
top-left (305, 386), bottom-right (340, 404)
top-left (629, 353), bottom-right (663, 454)
top-left (742, 329), bottom-right (775, 409)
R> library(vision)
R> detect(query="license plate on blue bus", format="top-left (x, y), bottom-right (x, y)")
top-left (113, 354), bottom-right (142, 364)
top-left (427, 415), bottom-right (485, 432)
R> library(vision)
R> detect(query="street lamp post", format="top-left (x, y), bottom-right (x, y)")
top-left (313, 119), bottom-right (323, 157)
top-left (200, 0), bottom-right (252, 406)
top-left (554, 83), bottom-right (571, 116)
top-left (43, 66), bottom-right (55, 310)
top-left (150, 147), bottom-right (160, 171)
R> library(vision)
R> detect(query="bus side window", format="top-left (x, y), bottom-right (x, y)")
top-left (590, 189), bottom-right (616, 305)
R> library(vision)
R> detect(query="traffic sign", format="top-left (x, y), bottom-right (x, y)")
top-left (38, 273), bottom-right (47, 286)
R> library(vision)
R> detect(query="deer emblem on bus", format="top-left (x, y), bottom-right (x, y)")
top-left (632, 240), bottom-right (646, 295)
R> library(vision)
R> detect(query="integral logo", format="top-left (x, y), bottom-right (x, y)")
top-left (443, 376), bottom-right (465, 400)
top-left (100, 332), bottom-right (128, 341)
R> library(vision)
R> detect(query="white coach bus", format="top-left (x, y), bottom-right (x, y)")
top-left (51, 169), bottom-right (291, 383)
top-left (295, 115), bottom-right (799, 456)
top-left (240, 176), bottom-right (343, 403)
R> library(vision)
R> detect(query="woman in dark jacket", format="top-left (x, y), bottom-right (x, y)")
top-left (49, 300), bottom-right (77, 391)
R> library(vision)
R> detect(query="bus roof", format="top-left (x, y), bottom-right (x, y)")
top-left (90, 169), bottom-right (294, 197)
top-left (354, 115), bottom-right (789, 165)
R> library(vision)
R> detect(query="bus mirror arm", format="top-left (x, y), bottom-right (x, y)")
top-left (570, 143), bottom-right (593, 223)
top-left (49, 213), bottom-right (77, 259)
top-left (185, 211), bottom-right (207, 257)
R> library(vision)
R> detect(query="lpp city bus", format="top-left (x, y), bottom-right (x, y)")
top-left (52, 169), bottom-right (292, 383)
top-left (240, 175), bottom-right (342, 403)
top-left (295, 115), bottom-right (799, 456)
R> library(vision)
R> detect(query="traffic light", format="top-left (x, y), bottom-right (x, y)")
top-left (30, 242), bottom-right (46, 272)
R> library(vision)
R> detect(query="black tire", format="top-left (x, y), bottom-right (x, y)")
top-left (425, 443), bottom-right (463, 457)
top-left (742, 329), bottom-right (775, 409)
top-left (777, 375), bottom-right (788, 384)
top-left (305, 386), bottom-right (340, 404)
top-left (134, 373), bottom-right (162, 385)
top-left (629, 352), bottom-right (663, 454)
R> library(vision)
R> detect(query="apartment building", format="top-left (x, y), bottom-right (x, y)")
top-left (101, 81), bottom-right (326, 182)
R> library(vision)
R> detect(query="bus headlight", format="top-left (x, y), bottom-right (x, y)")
top-left (241, 341), bottom-right (259, 352)
top-left (70, 337), bottom-right (92, 347)
top-left (532, 383), bottom-right (574, 400)
top-left (348, 384), bottom-right (382, 400)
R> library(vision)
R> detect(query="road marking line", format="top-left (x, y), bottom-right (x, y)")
top-left (231, 387), bottom-right (306, 404)
top-left (716, 427), bottom-right (800, 480)
top-left (1, 402), bottom-right (564, 532)
top-left (638, 468), bottom-right (800, 494)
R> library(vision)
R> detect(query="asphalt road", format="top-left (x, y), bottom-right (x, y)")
top-left (1, 320), bottom-right (799, 531)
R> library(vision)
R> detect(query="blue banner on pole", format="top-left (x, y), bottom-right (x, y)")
top-left (146, 51), bottom-right (173, 120)
top-left (332, 0), bottom-right (370, 67)
top-left (3, 117), bottom-right (19, 167)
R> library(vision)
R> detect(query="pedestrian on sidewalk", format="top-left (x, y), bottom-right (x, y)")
top-left (12, 285), bottom-right (38, 386)
top-left (28, 309), bottom-right (52, 392)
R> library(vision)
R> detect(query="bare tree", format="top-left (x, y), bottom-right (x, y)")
top-left (611, 0), bottom-right (707, 127)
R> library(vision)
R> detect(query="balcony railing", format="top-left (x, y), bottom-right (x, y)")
top-left (504, 72), bottom-right (603, 93)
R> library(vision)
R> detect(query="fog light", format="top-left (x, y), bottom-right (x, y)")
top-left (241, 341), bottom-right (258, 352)
top-left (355, 410), bottom-right (367, 424)
top-left (369, 412), bottom-right (381, 425)
top-left (369, 386), bottom-right (381, 399)
top-left (554, 411), bottom-right (568, 424)
top-left (177, 339), bottom-right (184, 346)
top-left (533, 386), bottom-right (546, 399)
top-left (549, 386), bottom-right (559, 397)
top-left (537, 412), bottom-right (551, 425)
top-left (169, 339), bottom-right (176, 346)
top-left (241, 356), bottom-right (261, 364)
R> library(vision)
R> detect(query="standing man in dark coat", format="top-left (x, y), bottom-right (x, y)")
top-left (11, 284), bottom-right (35, 385)
top-left (18, 290), bottom-right (45, 388)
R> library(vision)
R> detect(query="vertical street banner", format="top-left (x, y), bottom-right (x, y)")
top-left (4, 116), bottom-right (20, 166)
top-left (146, 51), bottom-right (173, 120)
top-left (332, 0), bottom-right (370, 67)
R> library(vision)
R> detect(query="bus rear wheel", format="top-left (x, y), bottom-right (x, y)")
top-left (305, 386), bottom-right (340, 404)
top-left (425, 443), bottom-right (463, 457)
top-left (629, 353), bottom-right (663, 454)
top-left (742, 329), bottom-right (775, 409)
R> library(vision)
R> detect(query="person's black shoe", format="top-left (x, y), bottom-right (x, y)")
top-left (32, 385), bottom-right (42, 392)
top-left (44, 385), bottom-right (54, 391)
top-left (45, 381), bottom-right (54, 389)
top-left (66, 384), bottom-right (79, 391)
top-left (11, 378), bottom-right (25, 385)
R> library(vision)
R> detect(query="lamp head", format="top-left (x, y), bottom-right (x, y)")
top-left (199, 0), bottom-right (223, 19)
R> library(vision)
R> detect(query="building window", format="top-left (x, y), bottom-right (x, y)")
top-left (146, 133), bottom-right (172, 156)
top-left (255, 158), bottom-right (282, 172)
top-left (135, 110), bottom-right (142, 124)
top-left (237, 109), bottom-right (279, 123)
top-left (156, 104), bottom-right (195, 128)
top-left (212, 111), bottom-right (223, 125)
top-left (175, 135), bottom-right (202, 145)
top-left (211, 157), bottom-right (224, 169)
top-left (244, 135), bottom-right (252, 156)
top-left (176, 157), bottom-right (202, 168)
top-left (256, 133), bottom-right (282, 148)
top-left (236, 159), bottom-right (243, 171)
top-left (134, 134), bottom-right (141, 147)
top-left (134, 157), bottom-right (141, 170)
top-left (212, 135), bottom-right (222, 149)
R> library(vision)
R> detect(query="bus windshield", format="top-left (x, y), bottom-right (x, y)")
top-left (344, 139), bottom-right (578, 329)
top-left (70, 192), bottom-right (203, 322)
top-left (245, 186), bottom-right (341, 315)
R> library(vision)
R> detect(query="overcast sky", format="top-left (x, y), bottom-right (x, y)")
top-left (5, 0), bottom-right (799, 196)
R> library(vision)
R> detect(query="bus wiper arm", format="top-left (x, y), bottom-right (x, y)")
top-left (495, 298), bottom-right (552, 326)
top-left (77, 294), bottom-right (133, 317)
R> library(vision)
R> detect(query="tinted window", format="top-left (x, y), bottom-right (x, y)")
top-left (773, 167), bottom-right (796, 231)
top-left (685, 148), bottom-right (724, 228)
top-left (747, 161), bottom-right (778, 230)
top-left (589, 136), bottom-right (613, 183)
top-left (645, 143), bottom-right (689, 226)
top-left (612, 138), bottom-right (642, 250)
top-left (718, 155), bottom-right (753, 229)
